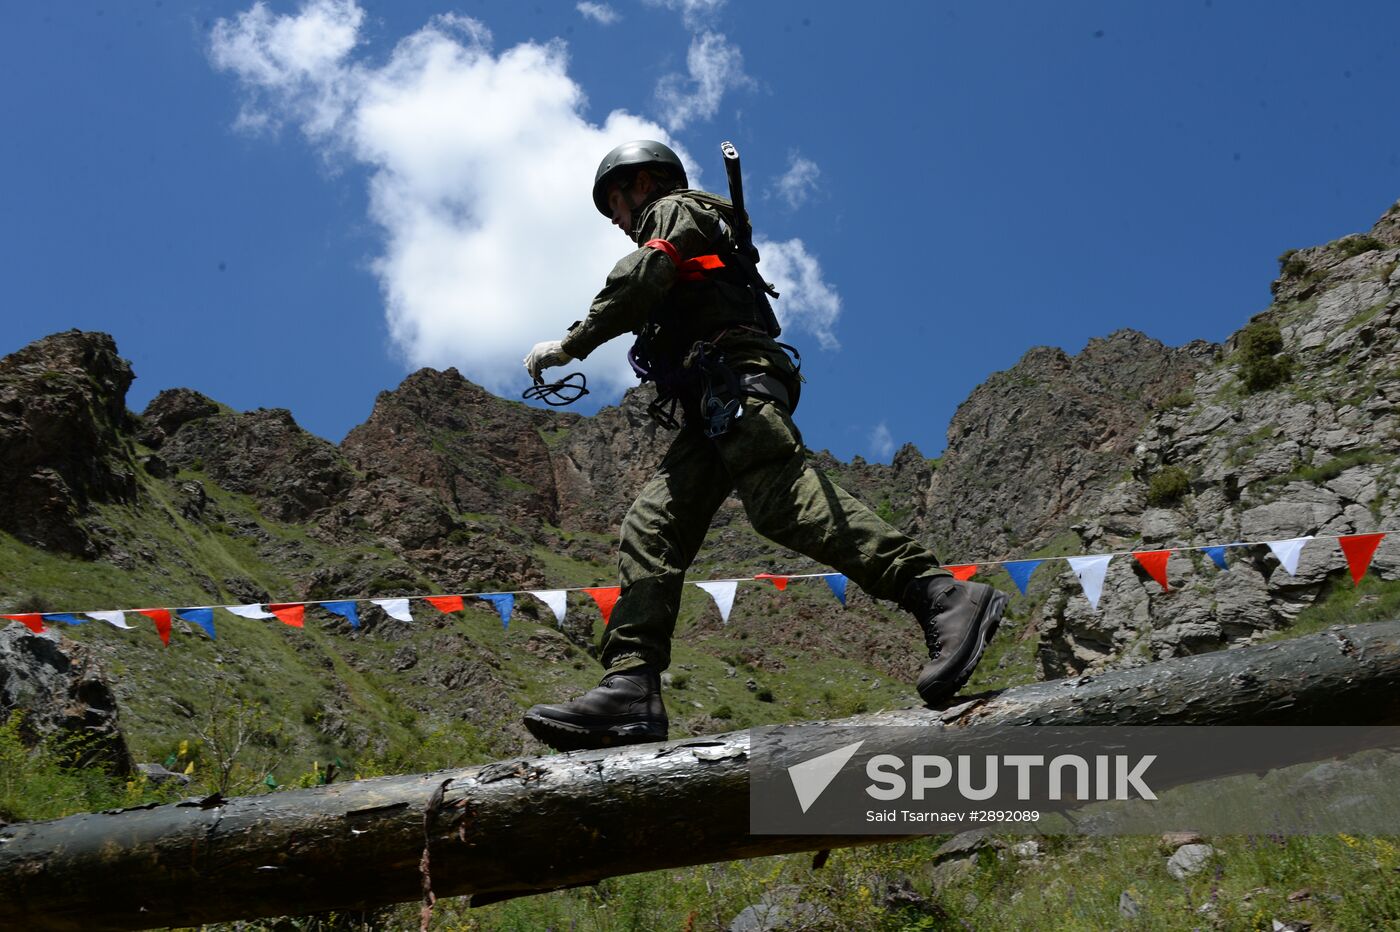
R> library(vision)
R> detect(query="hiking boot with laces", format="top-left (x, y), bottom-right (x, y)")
top-left (902, 575), bottom-right (1008, 705)
top-left (523, 667), bottom-right (668, 751)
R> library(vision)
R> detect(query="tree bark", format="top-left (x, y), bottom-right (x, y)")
top-left (3, 620), bottom-right (1399, 931)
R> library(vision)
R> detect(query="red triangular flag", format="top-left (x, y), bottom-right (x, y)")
top-left (268, 603), bottom-right (305, 628)
top-left (1132, 550), bottom-right (1171, 591)
top-left (2, 613), bottom-right (46, 633)
top-left (138, 609), bottom-right (172, 645)
top-left (945, 564), bottom-right (978, 582)
top-left (583, 587), bottom-right (621, 625)
top-left (755, 573), bottom-right (789, 591)
top-left (425, 595), bottom-right (465, 614)
top-left (1339, 533), bottom-right (1386, 585)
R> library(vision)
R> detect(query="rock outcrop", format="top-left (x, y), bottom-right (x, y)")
top-left (341, 368), bottom-right (572, 528)
top-left (154, 400), bottom-right (356, 524)
top-left (924, 329), bottom-right (1216, 562)
top-left (0, 623), bottom-right (132, 776)
top-left (0, 330), bottom-right (139, 556)
top-left (1038, 201), bottom-right (1400, 677)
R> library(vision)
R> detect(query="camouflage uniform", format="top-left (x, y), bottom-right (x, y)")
top-left (561, 189), bottom-right (948, 674)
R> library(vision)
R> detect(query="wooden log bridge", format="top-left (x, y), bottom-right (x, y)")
top-left (4, 620), bottom-right (1400, 931)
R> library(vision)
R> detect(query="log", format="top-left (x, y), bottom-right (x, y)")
top-left (3, 620), bottom-right (1400, 931)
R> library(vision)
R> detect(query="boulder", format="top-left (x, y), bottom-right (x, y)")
top-left (1165, 843), bottom-right (1216, 880)
top-left (0, 624), bottom-right (132, 776)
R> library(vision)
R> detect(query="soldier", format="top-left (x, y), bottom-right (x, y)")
top-left (522, 140), bottom-right (1006, 751)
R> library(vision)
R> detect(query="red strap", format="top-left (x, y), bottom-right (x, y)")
top-left (643, 238), bottom-right (725, 281)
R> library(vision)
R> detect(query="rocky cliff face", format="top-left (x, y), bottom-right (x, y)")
top-left (342, 368), bottom-right (572, 528)
top-left (152, 396), bottom-right (356, 524)
top-left (0, 331), bottom-right (139, 557)
top-left (923, 330), bottom-right (1216, 563)
top-left (1037, 201), bottom-right (1400, 677)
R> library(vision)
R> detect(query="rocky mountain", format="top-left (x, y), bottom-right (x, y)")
top-left (923, 330), bottom-right (1216, 562)
top-left (1037, 201), bottom-right (1400, 677)
top-left (2, 199), bottom-right (1398, 789)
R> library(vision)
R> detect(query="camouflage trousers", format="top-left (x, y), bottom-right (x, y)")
top-left (600, 395), bottom-right (947, 673)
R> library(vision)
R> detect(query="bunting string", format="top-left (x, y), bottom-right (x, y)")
top-left (3, 529), bottom-right (1393, 640)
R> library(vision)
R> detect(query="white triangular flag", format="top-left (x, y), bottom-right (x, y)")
top-left (530, 590), bottom-right (568, 627)
top-left (1068, 554), bottom-right (1114, 611)
top-left (371, 598), bottom-right (414, 622)
top-left (224, 604), bottom-right (274, 620)
top-left (85, 611), bottom-right (133, 629)
top-left (1267, 536), bottom-right (1313, 576)
top-left (695, 580), bottom-right (738, 624)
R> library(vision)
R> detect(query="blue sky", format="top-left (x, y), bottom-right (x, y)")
top-left (3, 1), bottom-right (1398, 463)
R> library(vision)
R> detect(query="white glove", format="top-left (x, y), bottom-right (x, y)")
top-left (524, 340), bottom-right (573, 383)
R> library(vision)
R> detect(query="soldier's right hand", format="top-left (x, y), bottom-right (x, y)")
top-left (524, 340), bottom-right (573, 383)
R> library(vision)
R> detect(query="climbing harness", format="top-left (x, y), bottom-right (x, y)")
top-left (686, 341), bottom-right (746, 439)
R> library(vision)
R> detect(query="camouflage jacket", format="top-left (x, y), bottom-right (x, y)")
top-left (559, 190), bottom-right (795, 388)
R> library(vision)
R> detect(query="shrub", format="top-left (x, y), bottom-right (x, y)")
top-left (6, 593), bottom-right (53, 614)
top-left (1146, 466), bottom-right (1191, 506)
top-left (756, 687), bottom-right (775, 703)
top-left (366, 576), bottom-right (416, 596)
top-left (1156, 390), bottom-right (1195, 411)
top-left (1295, 449), bottom-right (1384, 485)
top-left (1277, 249), bottom-right (1308, 277)
top-left (1337, 235), bottom-right (1384, 259)
top-left (1237, 319), bottom-right (1293, 393)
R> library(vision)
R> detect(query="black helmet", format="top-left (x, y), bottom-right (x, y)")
top-left (592, 140), bottom-right (687, 216)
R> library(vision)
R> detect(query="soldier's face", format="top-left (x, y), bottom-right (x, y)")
top-left (607, 185), bottom-right (634, 236)
top-left (607, 172), bottom-right (654, 238)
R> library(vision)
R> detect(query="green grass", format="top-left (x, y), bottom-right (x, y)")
top-left (1288, 448), bottom-right (1387, 486)
top-left (210, 831), bottom-right (1399, 931)
top-left (1267, 575), bottom-right (1400, 642)
top-left (0, 711), bottom-right (180, 822)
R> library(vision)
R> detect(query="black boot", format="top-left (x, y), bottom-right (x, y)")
top-left (523, 667), bottom-right (668, 751)
top-left (903, 576), bottom-right (1008, 705)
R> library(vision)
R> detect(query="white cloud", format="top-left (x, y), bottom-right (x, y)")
top-left (869, 422), bottom-right (896, 461)
top-left (654, 30), bottom-right (751, 131)
top-left (755, 237), bottom-right (841, 351)
top-left (210, 0), bottom-right (838, 401)
top-left (644, 0), bottom-right (728, 30)
top-left (576, 2), bottom-right (620, 25)
top-left (208, 0), bottom-right (365, 139)
top-left (771, 153), bottom-right (821, 210)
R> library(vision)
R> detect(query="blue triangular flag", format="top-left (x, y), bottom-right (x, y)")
top-left (479, 594), bottom-right (515, 629)
top-left (823, 574), bottom-right (847, 607)
top-left (176, 608), bottom-right (216, 639)
top-left (322, 600), bottom-right (360, 629)
top-left (1202, 546), bottom-right (1229, 570)
top-left (41, 613), bottom-right (86, 625)
top-left (1003, 560), bottom-right (1043, 596)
